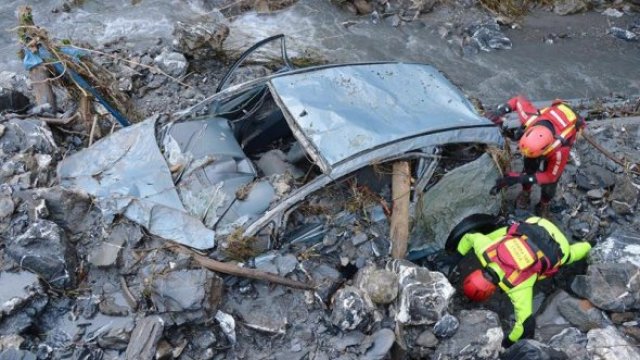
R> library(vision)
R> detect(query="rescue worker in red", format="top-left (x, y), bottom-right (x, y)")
top-left (443, 214), bottom-right (591, 347)
top-left (487, 96), bottom-right (585, 217)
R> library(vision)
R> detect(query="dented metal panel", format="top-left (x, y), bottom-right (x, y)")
top-left (58, 117), bottom-right (216, 250)
top-left (269, 63), bottom-right (492, 173)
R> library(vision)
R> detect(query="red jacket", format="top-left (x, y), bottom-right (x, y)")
top-left (506, 96), bottom-right (580, 185)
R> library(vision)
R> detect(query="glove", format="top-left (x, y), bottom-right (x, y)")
top-left (485, 111), bottom-right (504, 125)
top-left (496, 103), bottom-right (512, 116)
top-left (503, 126), bottom-right (525, 141)
top-left (490, 172), bottom-right (536, 194)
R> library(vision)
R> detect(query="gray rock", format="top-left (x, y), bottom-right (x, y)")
top-left (125, 316), bottom-right (164, 360)
top-left (587, 326), bottom-right (640, 359)
top-left (548, 327), bottom-right (589, 360)
top-left (391, 261), bottom-right (454, 325)
top-left (0, 196), bottom-right (13, 220)
top-left (89, 223), bottom-right (141, 267)
top-left (572, 231), bottom-right (640, 311)
top-left (0, 349), bottom-right (36, 360)
top-left (610, 27), bottom-right (638, 41)
top-left (501, 339), bottom-right (568, 360)
top-left (275, 254), bottom-right (298, 276)
top-left (0, 335), bottom-right (24, 352)
top-left (150, 269), bottom-right (223, 325)
top-left (575, 165), bottom-right (615, 190)
top-left (0, 272), bottom-right (40, 316)
top-left (434, 310), bottom-right (502, 360)
top-left (536, 291), bottom-right (574, 342)
top-left (362, 328), bottom-right (395, 360)
top-left (415, 329), bottom-right (439, 348)
top-left (610, 176), bottom-right (638, 215)
top-left (586, 188), bottom-right (606, 199)
top-left (0, 119), bottom-right (56, 155)
top-left (300, 260), bottom-right (343, 303)
top-left (6, 220), bottom-right (77, 289)
top-left (355, 267), bottom-right (398, 305)
top-left (98, 296), bottom-right (129, 317)
top-left (330, 331), bottom-right (365, 352)
top-left (554, 0), bottom-right (589, 15)
top-left (330, 286), bottom-right (375, 332)
top-left (433, 314), bottom-right (459, 339)
top-left (412, 154), bottom-right (501, 254)
top-left (154, 51), bottom-right (188, 78)
top-left (17, 187), bottom-right (92, 233)
top-left (0, 296), bottom-right (48, 336)
top-left (172, 12), bottom-right (230, 60)
top-left (557, 296), bottom-right (611, 332)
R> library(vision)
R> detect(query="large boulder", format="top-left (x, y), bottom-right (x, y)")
top-left (172, 11), bottom-right (230, 60)
top-left (330, 286), bottom-right (375, 332)
top-left (500, 339), bottom-right (568, 360)
top-left (16, 186), bottom-right (92, 234)
top-left (434, 310), bottom-right (503, 360)
top-left (548, 327), bottom-right (589, 360)
top-left (571, 231), bottom-right (640, 312)
top-left (412, 153), bottom-right (501, 254)
top-left (388, 260), bottom-right (454, 325)
top-left (6, 220), bottom-right (77, 289)
top-left (354, 265), bottom-right (398, 305)
top-left (610, 176), bottom-right (639, 215)
top-left (557, 296), bottom-right (611, 332)
top-left (587, 326), bottom-right (640, 359)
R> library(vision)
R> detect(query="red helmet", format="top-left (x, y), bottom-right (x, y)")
top-left (519, 125), bottom-right (554, 158)
top-left (463, 269), bottom-right (497, 302)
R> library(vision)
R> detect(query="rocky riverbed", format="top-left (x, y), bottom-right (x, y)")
top-left (1, 1), bottom-right (640, 359)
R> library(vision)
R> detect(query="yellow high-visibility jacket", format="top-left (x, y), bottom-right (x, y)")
top-left (456, 216), bottom-right (591, 342)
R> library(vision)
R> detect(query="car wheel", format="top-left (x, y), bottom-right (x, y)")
top-left (445, 213), bottom-right (500, 252)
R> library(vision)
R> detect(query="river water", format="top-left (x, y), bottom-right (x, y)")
top-left (2, 0), bottom-right (639, 104)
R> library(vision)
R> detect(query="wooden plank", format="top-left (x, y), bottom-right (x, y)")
top-left (390, 161), bottom-right (411, 259)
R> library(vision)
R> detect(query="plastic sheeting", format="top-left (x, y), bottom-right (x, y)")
top-left (57, 116), bottom-right (216, 249)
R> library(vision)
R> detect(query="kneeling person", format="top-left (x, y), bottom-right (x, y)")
top-left (445, 215), bottom-right (591, 346)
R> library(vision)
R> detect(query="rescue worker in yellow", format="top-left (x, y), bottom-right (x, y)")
top-left (443, 214), bottom-right (592, 347)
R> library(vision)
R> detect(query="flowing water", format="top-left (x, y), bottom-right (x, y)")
top-left (1, 0), bottom-right (639, 103)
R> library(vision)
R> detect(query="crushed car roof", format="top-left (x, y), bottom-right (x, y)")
top-left (269, 63), bottom-right (493, 173)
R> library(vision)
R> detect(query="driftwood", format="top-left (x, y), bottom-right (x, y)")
top-left (18, 6), bottom-right (57, 111)
top-left (169, 243), bottom-right (315, 291)
top-left (582, 131), bottom-right (639, 175)
top-left (390, 161), bottom-right (411, 259)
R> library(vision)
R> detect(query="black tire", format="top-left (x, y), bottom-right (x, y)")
top-left (445, 213), bottom-right (500, 253)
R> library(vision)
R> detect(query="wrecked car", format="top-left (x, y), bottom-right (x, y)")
top-left (58, 35), bottom-right (503, 255)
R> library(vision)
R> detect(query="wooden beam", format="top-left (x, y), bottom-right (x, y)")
top-left (390, 161), bottom-right (411, 259)
top-left (168, 243), bottom-right (315, 291)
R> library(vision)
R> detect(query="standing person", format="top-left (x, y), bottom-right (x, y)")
top-left (442, 214), bottom-right (592, 347)
top-left (487, 96), bottom-right (585, 217)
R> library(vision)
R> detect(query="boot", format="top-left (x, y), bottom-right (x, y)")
top-left (535, 202), bottom-right (550, 218)
top-left (515, 191), bottom-right (531, 209)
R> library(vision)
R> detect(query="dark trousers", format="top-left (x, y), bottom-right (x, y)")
top-left (522, 157), bottom-right (558, 204)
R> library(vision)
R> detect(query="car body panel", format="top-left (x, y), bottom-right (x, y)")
top-left (269, 63), bottom-right (491, 173)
